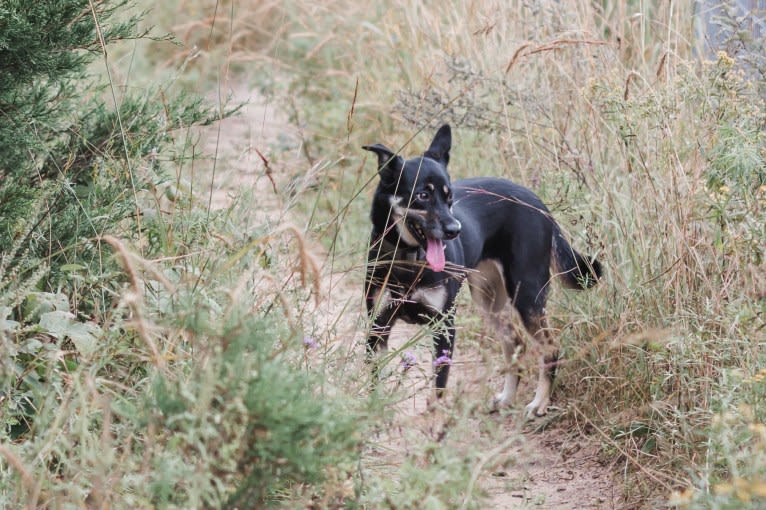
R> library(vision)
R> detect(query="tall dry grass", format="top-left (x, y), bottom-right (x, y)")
top-left (3, 0), bottom-right (765, 508)
top-left (200, 0), bottom-right (764, 506)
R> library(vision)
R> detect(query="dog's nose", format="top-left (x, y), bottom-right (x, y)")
top-left (443, 220), bottom-right (461, 240)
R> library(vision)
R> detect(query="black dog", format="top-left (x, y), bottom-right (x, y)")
top-left (363, 124), bottom-right (601, 417)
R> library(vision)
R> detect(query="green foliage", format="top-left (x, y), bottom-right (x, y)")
top-left (0, 1), bottom-right (488, 508)
top-left (705, 1), bottom-right (766, 97)
top-left (667, 371), bottom-right (766, 509)
top-left (6, 0), bottom-right (766, 508)
top-left (141, 313), bottom-right (361, 508)
top-left (0, 1), bottom-right (134, 87)
top-left (0, 0), bottom-right (216, 279)
top-left (0, 0), bottom-right (218, 447)
top-left (0, 0), bottom-right (134, 175)
top-left (1, 287), bottom-right (363, 507)
top-left (702, 53), bottom-right (766, 191)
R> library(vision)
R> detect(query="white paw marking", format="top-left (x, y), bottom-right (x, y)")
top-left (491, 371), bottom-right (519, 410)
top-left (524, 397), bottom-right (550, 418)
top-left (525, 375), bottom-right (552, 418)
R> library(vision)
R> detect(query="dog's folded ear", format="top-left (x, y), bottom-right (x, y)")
top-left (425, 124), bottom-right (451, 166)
top-left (362, 143), bottom-right (403, 184)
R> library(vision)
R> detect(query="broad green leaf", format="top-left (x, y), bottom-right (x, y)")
top-left (66, 321), bottom-right (101, 357)
top-left (39, 311), bottom-right (76, 339)
top-left (39, 311), bottom-right (101, 356)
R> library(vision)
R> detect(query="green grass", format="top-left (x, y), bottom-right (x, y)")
top-left (2, 0), bottom-right (766, 508)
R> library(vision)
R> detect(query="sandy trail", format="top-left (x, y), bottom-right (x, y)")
top-left (201, 89), bottom-right (623, 509)
top-left (368, 322), bottom-right (621, 509)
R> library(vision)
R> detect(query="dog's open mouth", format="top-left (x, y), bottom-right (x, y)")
top-left (406, 219), bottom-right (446, 272)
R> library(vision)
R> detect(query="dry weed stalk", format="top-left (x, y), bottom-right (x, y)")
top-left (279, 224), bottom-right (322, 306)
top-left (221, 224), bottom-right (321, 331)
top-left (504, 43), bottom-right (531, 74)
top-left (100, 235), bottom-right (164, 367)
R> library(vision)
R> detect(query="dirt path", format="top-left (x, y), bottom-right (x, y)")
top-left (372, 323), bottom-right (622, 509)
top-left (202, 89), bottom-right (623, 509)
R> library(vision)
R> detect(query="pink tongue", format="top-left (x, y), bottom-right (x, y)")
top-left (425, 237), bottom-right (445, 272)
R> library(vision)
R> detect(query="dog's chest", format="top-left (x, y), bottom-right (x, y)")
top-left (373, 283), bottom-right (448, 321)
top-left (410, 285), bottom-right (448, 310)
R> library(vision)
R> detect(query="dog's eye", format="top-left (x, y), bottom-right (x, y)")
top-left (417, 191), bottom-right (430, 201)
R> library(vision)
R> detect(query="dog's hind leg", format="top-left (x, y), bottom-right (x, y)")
top-left (467, 260), bottom-right (526, 409)
top-left (522, 314), bottom-right (558, 418)
top-left (504, 263), bottom-right (558, 417)
top-left (492, 311), bottom-right (524, 409)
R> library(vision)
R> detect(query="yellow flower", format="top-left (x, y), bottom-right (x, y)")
top-left (717, 51), bottom-right (736, 67)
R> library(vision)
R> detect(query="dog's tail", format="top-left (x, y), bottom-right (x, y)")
top-left (551, 224), bottom-right (602, 290)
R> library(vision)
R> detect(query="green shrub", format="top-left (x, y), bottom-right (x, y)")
top-left (0, 2), bottom-right (367, 507)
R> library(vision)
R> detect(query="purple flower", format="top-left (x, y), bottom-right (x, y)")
top-left (400, 351), bottom-right (417, 371)
top-left (433, 350), bottom-right (452, 368)
top-left (302, 336), bottom-right (318, 349)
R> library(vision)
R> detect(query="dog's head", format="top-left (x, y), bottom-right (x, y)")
top-left (363, 124), bottom-right (461, 272)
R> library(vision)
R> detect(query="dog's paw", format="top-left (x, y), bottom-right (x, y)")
top-left (490, 393), bottom-right (512, 413)
top-left (524, 398), bottom-right (550, 419)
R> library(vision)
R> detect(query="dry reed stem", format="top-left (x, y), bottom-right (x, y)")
top-left (98, 235), bottom-right (176, 293)
top-left (278, 224), bottom-right (322, 306)
top-left (217, 223), bottom-right (321, 312)
top-left (254, 147), bottom-right (278, 194)
top-left (505, 43), bottom-right (531, 74)
top-left (656, 52), bottom-right (667, 79)
top-left (347, 76), bottom-right (359, 140)
top-left (624, 70), bottom-right (640, 100)
top-left (100, 235), bottom-right (164, 367)
top-left (525, 38), bottom-right (611, 57)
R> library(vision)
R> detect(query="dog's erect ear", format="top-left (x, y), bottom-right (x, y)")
top-left (425, 124), bottom-right (451, 165)
top-left (362, 143), bottom-right (403, 184)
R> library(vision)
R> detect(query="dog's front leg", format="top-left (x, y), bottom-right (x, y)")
top-left (365, 323), bottom-right (391, 386)
top-left (366, 321), bottom-right (391, 357)
top-left (433, 315), bottom-right (456, 397)
top-left (365, 292), bottom-right (394, 385)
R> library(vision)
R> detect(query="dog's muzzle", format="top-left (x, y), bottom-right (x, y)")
top-left (443, 219), bottom-right (461, 240)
